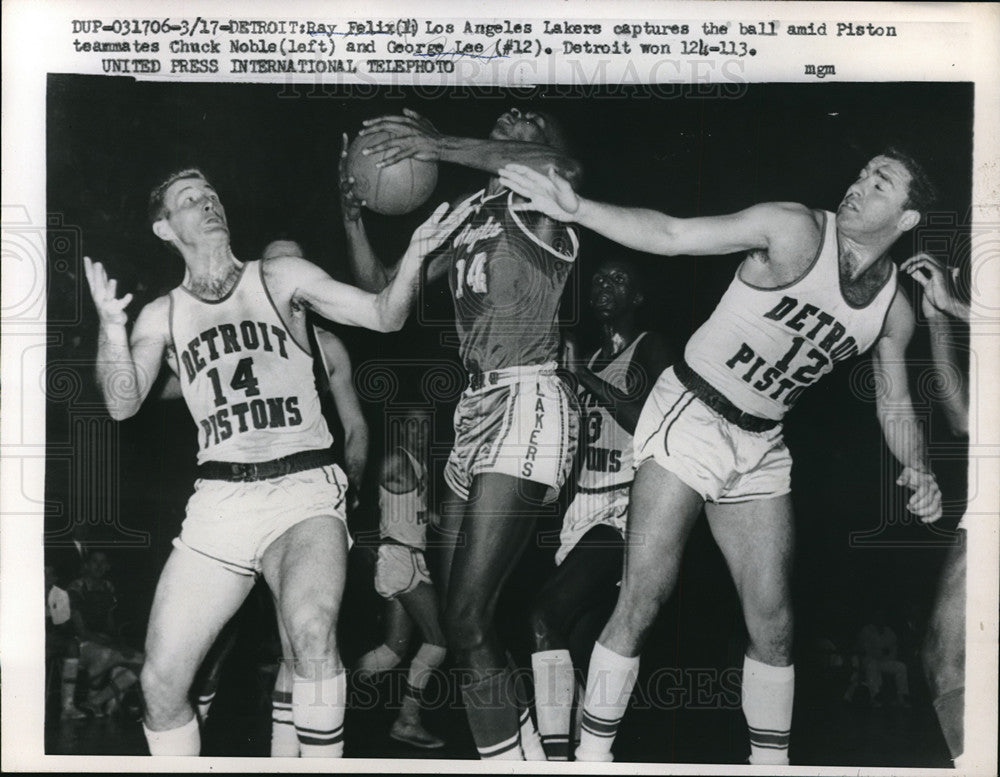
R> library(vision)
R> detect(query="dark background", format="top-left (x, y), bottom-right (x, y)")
top-left (45, 75), bottom-right (972, 763)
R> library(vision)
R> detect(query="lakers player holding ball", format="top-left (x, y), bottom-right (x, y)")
top-left (83, 168), bottom-right (467, 756)
top-left (499, 149), bottom-right (943, 764)
top-left (345, 107), bottom-right (582, 760)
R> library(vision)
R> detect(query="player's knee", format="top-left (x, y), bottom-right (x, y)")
top-left (444, 601), bottom-right (488, 654)
top-left (286, 610), bottom-right (337, 662)
top-left (141, 662), bottom-right (183, 712)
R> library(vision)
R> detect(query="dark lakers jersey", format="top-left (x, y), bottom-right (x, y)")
top-left (685, 211), bottom-right (898, 420)
top-left (169, 261), bottom-right (333, 463)
top-left (439, 188), bottom-right (579, 373)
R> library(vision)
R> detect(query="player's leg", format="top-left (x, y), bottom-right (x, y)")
top-left (530, 524), bottom-right (623, 760)
top-left (356, 597), bottom-right (413, 678)
top-left (923, 535), bottom-right (966, 762)
top-left (194, 619), bottom-right (238, 724)
top-left (444, 472), bottom-right (544, 760)
top-left (435, 491), bottom-right (466, 602)
top-left (141, 545), bottom-right (255, 754)
top-left (270, 601), bottom-right (298, 757)
top-left (392, 580), bottom-right (447, 748)
top-left (576, 461), bottom-right (703, 761)
top-left (705, 495), bottom-right (794, 765)
top-left (262, 514), bottom-right (349, 757)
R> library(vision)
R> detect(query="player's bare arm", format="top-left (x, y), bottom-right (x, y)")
top-left (902, 252), bottom-right (969, 437)
top-left (315, 328), bottom-right (369, 490)
top-left (84, 256), bottom-right (169, 420)
top-left (871, 287), bottom-right (942, 522)
top-left (273, 201), bottom-right (470, 332)
top-left (498, 164), bottom-right (818, 263)
top-left (360, 108), bottom-right (582, 185)
top-left (339, 132), bottom-right (390, 294)
top-left (577, 333), bottom-right (674, 434)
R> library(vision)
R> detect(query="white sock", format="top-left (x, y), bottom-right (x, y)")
top-left (531, 649), bottom-right (574, 760)
top-left (742, 655), bottom-right (794, 766)
top-left (293, 671), bottom-right (346, 757)
top-left (575, 642), bottom-right (639, 762)
top-left (196, 689), bottom-right (216, 723)
top-left (355, 643), bottom-right (402, 676)
top-left (270, 688), bottom-right (298, 757)
top-left (144, 714), bottom-right (200, 756)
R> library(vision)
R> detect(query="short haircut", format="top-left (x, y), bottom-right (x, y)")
top-left (881, 146), bottom-right (938, 213)
top-left (148, 167), bottom-right (209, 226)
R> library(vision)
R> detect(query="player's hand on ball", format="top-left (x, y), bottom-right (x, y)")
top-left (339, 132), bottom-right (365, 222)
top-left (902, 253), bottom-right (963, 320)
top-left (499, 164), bottom-right (580, 222)
top-left (360, 108), bottom-right (443, 167)
top-left (83, 256), bottom-right (133, 327)
top-left (896, 466), bottom-right (942, 523)
top-left (406, 201), bottom-right (474, 260)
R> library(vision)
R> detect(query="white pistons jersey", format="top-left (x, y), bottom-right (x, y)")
top-left (169, 260), bottom-right (332, 464)
top-left (378, 447), bottom-right (429, 550)
top-left (578, 333), bottom-right (647, 491)
top-left (685, 211), bottom-right (898, 421)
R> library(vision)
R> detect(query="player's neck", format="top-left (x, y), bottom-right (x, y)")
top-left (600, 318), bottom-right (638, 356)
top-left (182, 246), bottom-right (242, 299)
top-left (836, 230), bottom-right (895, 282)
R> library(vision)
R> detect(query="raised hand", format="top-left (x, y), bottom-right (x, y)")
top-left (901, 252), bottom-right (966, 321)
top-left (339, 132), bottom-right (365, 222)
top-left (498, 163), bottom-right (580, 221)
top-left (359, 108), bottom-right (443, 168)
top-left (83, 256), bottom-right (133, 326)
top-left (405, 200), bottom-right (473, 261)
top-left (896, 466), bottom-right (942, 523)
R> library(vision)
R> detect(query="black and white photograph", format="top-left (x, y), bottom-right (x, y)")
top-left (2, 1), bottom-right (998, 773)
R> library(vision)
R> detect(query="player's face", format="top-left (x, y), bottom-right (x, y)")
top-left (155, 176), bottom-right (229, 247)
top-left (490, 107), bottom-right (549, 144)
top-left (261, 239), bottom-right (304, 261)
top-left (836, 156), bottom-right (916, 235)
top-left (590, 262), bottom-right (638, 320)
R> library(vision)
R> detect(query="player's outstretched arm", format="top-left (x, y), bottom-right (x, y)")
top-left (499, 164), bottom-right (812, 258)
top-left (83, 257), bottom-right (166, 420)
top-left (872, 288), bottom-right (943, 523)
top-left (340, 132), bottom-right (393, 293)
top-left (360, 109), bottom-right (581, 185)
top-left (315, 328), bottom-right (370, 491)
top-left (902, 252), bottom-right (969, 437)
top-left (290, 200), bottom-right (472, 332)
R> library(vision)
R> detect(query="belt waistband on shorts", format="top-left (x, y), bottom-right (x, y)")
top-left (197, 448), bottom-right (336, 482)
top-left (466, 361), bottom-right (557, 393)
top-left (673, 359), bottom-right (780, 433)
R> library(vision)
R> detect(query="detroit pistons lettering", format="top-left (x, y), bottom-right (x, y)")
top-left (580, 392), bottom-right (622, 473)
top-left (178, 318), bottom-right (304, 450)
top-left (724, 294), bottom-right (860, 409)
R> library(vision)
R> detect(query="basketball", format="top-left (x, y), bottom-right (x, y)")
top-left (346, 130), bottom-right (439, 216)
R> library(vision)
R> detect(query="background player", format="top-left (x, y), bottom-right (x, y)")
top-left (83, 168), bottom-right (467, 756)
top-left (499, 149), bottom-right (943, 763)
top-left (530, 258), bottom-right (673, 760)
top-left (343, 108), bottom-right (582, 760)
top-left (903, 251), bottom-right (970, 767)
top-left (355, 407), bottom-right (447, 749)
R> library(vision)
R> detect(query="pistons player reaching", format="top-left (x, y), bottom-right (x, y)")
top-left (345, 108), bottom-right (582, 760)
top-left (529, 258), bottom-right (673, 760)
top-left (83, 168), bottom-right (466, 757)
top-left (500, 148), bottom-right (943, 764)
